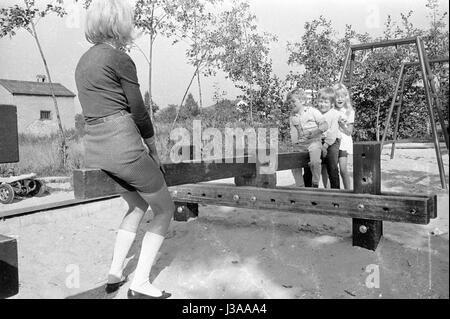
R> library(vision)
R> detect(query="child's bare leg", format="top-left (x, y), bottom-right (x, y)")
top-left (339, 156), bottom-right (351, 190)
top-left (308, 142), bottom-right (322, 187)
top-left (291, 168), bottom-right (305, 187)
top-left (321, 164), bottom-right (329, 188)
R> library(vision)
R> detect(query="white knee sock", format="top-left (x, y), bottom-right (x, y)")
top-left (108, 229), bottom-right (136, 280)
top-left (130, 232), bottom-right (165, 296)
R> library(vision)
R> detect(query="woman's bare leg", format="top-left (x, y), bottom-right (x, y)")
top-left (108, 191), bottom-right (149, 283)
top-left (129, 183), bottom-right (175, 297)
top-left (137, 183), bottom-right (175, 236)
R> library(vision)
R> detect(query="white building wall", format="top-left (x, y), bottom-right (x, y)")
top-left (12, 95), bottom-right (75, 132)
top-left (0, 86), bottom-right (14, 105)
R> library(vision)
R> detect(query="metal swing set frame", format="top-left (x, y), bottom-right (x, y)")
top-left (339, 36), bottom-right (449, 189)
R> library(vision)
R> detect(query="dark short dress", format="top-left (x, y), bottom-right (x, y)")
top-left (75, 43), bottom-right (164, 193)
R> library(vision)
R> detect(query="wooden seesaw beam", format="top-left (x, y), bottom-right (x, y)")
top-left (73, 152), bottom-right (310, 199)
top-left (72, 142), bottom-right (437, 251)
top-left (169, 183), bottom-right (435, 225)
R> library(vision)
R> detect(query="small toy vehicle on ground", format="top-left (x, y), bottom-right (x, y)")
top-left (0, 173), bottom-right (47, 204)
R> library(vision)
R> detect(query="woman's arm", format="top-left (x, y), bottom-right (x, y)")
top-left (121, 80), bottom-right (162, 170)
top-left (115, 52), bottom-right (155, 140)
top-left (121, 79), bottom-right (155, 140)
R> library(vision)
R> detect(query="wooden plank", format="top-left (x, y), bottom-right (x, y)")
top-left (0, 234), bottom-right (19, 298)
top-left (353, 142), bottom-right (381, 195)
top-left (0, 105), bottom-right (19, 164)
top-left (235, 151), bottom-right (278, 189)
top-left (168, 183), bottom-right (433, 225)
top-left (352, 142), bottom-right (383, 250)
top-left (277, 152), bottom-right (309, 171)
top-left (73, 161), bottom-right (256, 199)
top-left (0, 195), bottom-right (120, 219)
top-left (73, 152), bottom-right (310, 199)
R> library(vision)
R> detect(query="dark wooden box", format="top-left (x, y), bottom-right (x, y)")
top-left (0, 234), bottom-right (19, 298)
top-left (0, 104), bottom-right (19, 164)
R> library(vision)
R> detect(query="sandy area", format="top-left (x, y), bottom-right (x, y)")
top-left (0, 147), bottom-right (448, 299)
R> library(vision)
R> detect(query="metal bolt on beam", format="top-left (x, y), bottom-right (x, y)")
top-left (359, 225), bottom-right (368, 234)
top-left (233, 194), bottom-right (240, 201)
top-left (250, 196), bottom-right (257, 202)
top-left (358, 204), bottom-right (365, 210)
top-left (177, 206), bottom-right (184, 213)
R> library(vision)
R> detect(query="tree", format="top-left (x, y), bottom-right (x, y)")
top-left (286, 2), bottom-right (448, 142)
top-left (287, 18), bottom-right (369, 100)
top-left (144, 91), bottom-right (160, 115)
top-left (212, 82), bottom-right (227, 105)
top-left (134, 0), bottom-right (217, 120)
top-left (0, 0), bottom-right (69, 168)
top-left (155, 104), bottom-right (178, 123)
top-left (173, 0), bottom-right (220, 110)
top-left (203, 0), bottom-right (278, 124)
top-left (184, 92), bottom-right (200, 118)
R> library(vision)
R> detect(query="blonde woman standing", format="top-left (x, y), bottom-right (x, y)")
top-left (75, 0), bottom-right (174, 299)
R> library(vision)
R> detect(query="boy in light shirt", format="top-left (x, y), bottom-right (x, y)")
top-left (288, 88), bottom-right (328, 188)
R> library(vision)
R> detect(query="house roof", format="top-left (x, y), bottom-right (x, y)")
top-left (0, 79), bottom-right (76, 97)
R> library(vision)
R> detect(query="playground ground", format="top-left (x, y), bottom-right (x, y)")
top-left (0, 146), bottom-right (448, 299)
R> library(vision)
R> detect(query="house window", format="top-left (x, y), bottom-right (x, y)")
top-left (40, 110), bottom-right (51, 120)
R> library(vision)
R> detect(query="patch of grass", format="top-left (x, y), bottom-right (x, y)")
top-left (1, 131), bottom-right (84, 177)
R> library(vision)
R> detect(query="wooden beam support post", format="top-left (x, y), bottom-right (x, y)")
top-left (0, 235), bottom-right (19, 298)
top-left (235, 149), bottom-right (277, 188)
top-left (173, 201), bottom-right (199, 222)
top-left (352, 142), bottom-right (383, 250)
top-left (0, 105), bottom-right (19, 164)
top-left (173, 145), bottom-right (199, 222)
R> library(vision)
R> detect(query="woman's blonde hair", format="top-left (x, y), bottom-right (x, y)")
top-left (85, 0), bottom-right (136, 48)
top-left (333, 83), bottom-right (353, 111)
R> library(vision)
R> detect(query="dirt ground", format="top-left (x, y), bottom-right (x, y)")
top-left (0, 146), bottom-right (448, 299)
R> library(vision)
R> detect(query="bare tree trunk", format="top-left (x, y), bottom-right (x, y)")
top-left (194, 11), bottom-right (203, 112)
top-left (376, 103), bottom-right (381, 142)
top-left (170, 67), bottom-right (199, 132)
top-left (242, 23), bottom-right (253, 124)
top-left (148, 4), bottom-right (155, 121)
top-left (29, 16), bottom-right (67, 169)
top-left (197, 72), bottom-right (203, 111)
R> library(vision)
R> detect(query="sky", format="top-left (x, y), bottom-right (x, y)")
top-left (0, 0), bottom-right (448, 114)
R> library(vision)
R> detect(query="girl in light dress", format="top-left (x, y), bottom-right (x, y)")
top-left (333, 83), bottom-right (354, 190)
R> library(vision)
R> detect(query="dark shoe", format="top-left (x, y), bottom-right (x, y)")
top-left (127, 289), bottom-right (171, 299)
top-left (105, 275), bottom-right (128, 294)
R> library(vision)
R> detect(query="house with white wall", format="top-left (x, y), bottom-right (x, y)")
top-left (0, 77), bottom-right (75, 134)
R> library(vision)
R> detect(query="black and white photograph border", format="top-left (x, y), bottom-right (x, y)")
top-left (0, 0), bottom-right (448, 303)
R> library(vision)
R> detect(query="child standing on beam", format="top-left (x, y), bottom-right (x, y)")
top-left (333, 83), bottom-right (355, 190)
top-left (318, 87), bottom-right (341, 189)
top-left (288, 88), bottom-right (328, 188)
